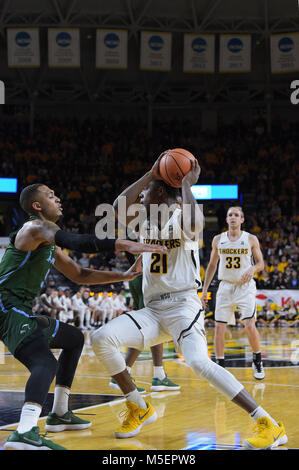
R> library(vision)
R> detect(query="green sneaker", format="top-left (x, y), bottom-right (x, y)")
top-left (4, 426), bottom-right (67, 450)
top-left (45, 410), bottom-right (91, 432)
top-left (151, 376), bottom-right (181, 392)
top-left (109, 377), bottom-right (146, 394)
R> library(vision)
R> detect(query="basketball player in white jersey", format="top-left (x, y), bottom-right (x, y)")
top-left (91, 155), bottom-right (286, 449)
top-left (202, 206), bottom-right (265, 380)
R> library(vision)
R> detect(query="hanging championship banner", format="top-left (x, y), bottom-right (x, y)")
top-left (219, 34), bottom-right (251, 72)
top-left (96, 29), bottom-right (128, 69)
top-left (7, 28), bottom-right (40, 67)
top-left (270, 33), bottom-right (299, 73)
top-left (48, 28), bottom-right (80, 68)
top-left (140, 31), bottom-right (172, 71)
top-left (183, 34), bottom-right (215, 73)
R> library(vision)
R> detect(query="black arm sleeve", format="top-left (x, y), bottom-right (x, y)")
top-left (54, 230), bottom-right (116, 253)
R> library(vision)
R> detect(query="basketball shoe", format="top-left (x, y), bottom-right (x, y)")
top-left (252, 360), bottom-right (265, 380)
top-left (114, 401), bottom-right (157, 438)
top-left (150, 375), bottom-right (181, 391)
top-left (45, 410), bottom-right (91, 432)
top-left (4, 426), bottom-right (67, 450)
top-left (243, 417), bottom-right (287, 449)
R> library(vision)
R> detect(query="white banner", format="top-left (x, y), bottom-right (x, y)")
top-left (7, 28), bottom-right (40, 67)
top-left (48, 28), bottom-right (80, 68)
top-left (183, 34), bottom-right (215, 73)
top-left (270, 33), bottom-right (299, 73)
top-left (256, 290), bottom-right (299, 308)
top-left (96, 29), bottom-right (128, 69)
top-left (219, 34), bottom-right (251, 72)
top-left (140, 31), bottom-right (172, 71)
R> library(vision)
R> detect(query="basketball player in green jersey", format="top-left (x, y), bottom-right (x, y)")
top-left (1, 183), bottom-right (166, 450)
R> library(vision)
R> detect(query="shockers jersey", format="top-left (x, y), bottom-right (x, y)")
top-left (140, 208), bottom-right (201, 306)
top-left (218, 231), bottom-right (253, 284)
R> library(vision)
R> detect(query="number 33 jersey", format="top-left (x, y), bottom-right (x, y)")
top-left (140, 208), bottom-right (201, 306)
top-left (217, 230), bottom-right (253, 284)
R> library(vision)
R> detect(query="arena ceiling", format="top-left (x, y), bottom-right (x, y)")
top-left (0, 0), bottom-right (298, 109)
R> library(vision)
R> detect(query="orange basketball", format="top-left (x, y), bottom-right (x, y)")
top-left (159, 148), bottom-right (197, 188)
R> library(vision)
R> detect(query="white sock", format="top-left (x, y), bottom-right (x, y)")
top-left (125, 389), bottom-right (147, 409)
top-left (153, 366), bottom-right (166, 380)
top-left (17, 403), bottom-right (41, 434)
top-left (250, 406), bottom-right (278, 426)
top-left (52, 386), bottom-right (70, 416)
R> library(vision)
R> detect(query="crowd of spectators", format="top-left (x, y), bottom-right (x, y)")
top-left (0, 112), bottom-right (298, 301)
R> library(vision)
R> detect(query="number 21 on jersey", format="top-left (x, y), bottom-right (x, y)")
top-left (150, 253), bottom-right (168, 274)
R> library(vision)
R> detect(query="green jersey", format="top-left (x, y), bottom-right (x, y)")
top-left (0, 216), bottom-right (56, 310)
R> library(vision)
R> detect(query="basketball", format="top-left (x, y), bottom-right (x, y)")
top-left (159, 148), bottom-right (196, 188)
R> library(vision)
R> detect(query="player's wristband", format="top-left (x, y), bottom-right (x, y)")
top-left (54, 230), bottom-right (116, 253)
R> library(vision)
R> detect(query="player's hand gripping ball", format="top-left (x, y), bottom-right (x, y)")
top-left (158, 148), bottom-right (197, 188)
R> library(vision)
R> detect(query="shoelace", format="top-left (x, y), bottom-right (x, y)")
top-left (118, 408), bottom-right (139, 428)
top-left (254, 361), bottom-right (263, 373)
top-left (252, 420), bottom-right (270, 437)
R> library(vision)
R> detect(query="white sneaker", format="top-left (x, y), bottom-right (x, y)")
top-left (252, 361), bottom-right (265, 380)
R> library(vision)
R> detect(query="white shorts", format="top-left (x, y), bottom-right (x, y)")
top-left (215, 280), bottom-right (256, 324)
top-left (102, 290), bottom-right (205, 353)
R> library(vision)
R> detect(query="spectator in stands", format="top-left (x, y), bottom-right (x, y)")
top-left (287, 270), bottom-right (299, 289)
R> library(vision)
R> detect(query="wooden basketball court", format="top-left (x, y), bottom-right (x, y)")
top-left (0, 326), bottom-right (299, 451)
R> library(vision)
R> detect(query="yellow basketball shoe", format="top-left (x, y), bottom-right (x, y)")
top-left (114, 401), bottom-right (157, 439)
top-left (243, 417), bottom-right (288, 449)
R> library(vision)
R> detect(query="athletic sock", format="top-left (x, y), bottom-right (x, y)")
top-left (250, 406), bottom-right (278, 426)
top-left (51, 385), bottom-right (70, 416)
top-left (125, 389), bottom-right (147, 409)
top-left (17, 403), bottom-right (41, 434)
top-left (215, 357), bottom-right (225, 368)
top-left (253, 352), bottom-right (262, 363)
top-left (153, 366), bottom-right (166, 380)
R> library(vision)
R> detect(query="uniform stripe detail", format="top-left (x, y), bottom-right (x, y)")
top-left (12, 307), bottom-right (30, 317)
top-left (191, 250), bottom-right (197, 268)
top-left (177, 308), bottom-right (204, 343)
top-left (52, 319), bottom-right (59, 337)
top-left (0, 294), bottom-right (8, 313)
top-left (0, 251), bottom-right (31, 285)
top-left (124, 313), bottom-right (142, 330)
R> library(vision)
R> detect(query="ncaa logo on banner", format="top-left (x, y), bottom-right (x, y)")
top-left (56, 31), bottom-right (72, 47)
top-left (148, 35), bottom-right (164, 51)
top-left (104, 33), bottom-right (120, 49)
top-left (0, 81), bottom-right (4, 104)
top-left (15, 31), bottom-right (31, 47)
top-left (192, 37), bottom-right (207, 54)
top-left (227, 37), bottom-right (243, 53)
top-left (278, 37), bottom-right (294, 53)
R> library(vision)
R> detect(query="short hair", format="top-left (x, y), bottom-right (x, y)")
top-left (227, 206), bottom-right (244, 218)
top-left (19, 183), bottom-right (43, 215)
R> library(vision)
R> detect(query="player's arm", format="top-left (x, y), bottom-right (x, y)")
top-left (240, 235), bottom-right (265, 284)
top-left (40, 294), bottom-right (52, 308)
top-left (54, 247), bottom-right (143, 285)
top-left (14, 219), bottom-right (166, 255)
top-left (113, 152), bottom-right (166, 226)
top-left (201, 235), bottom-right (220, 308)
top-left (180, 159), bottom-right (204, 239)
